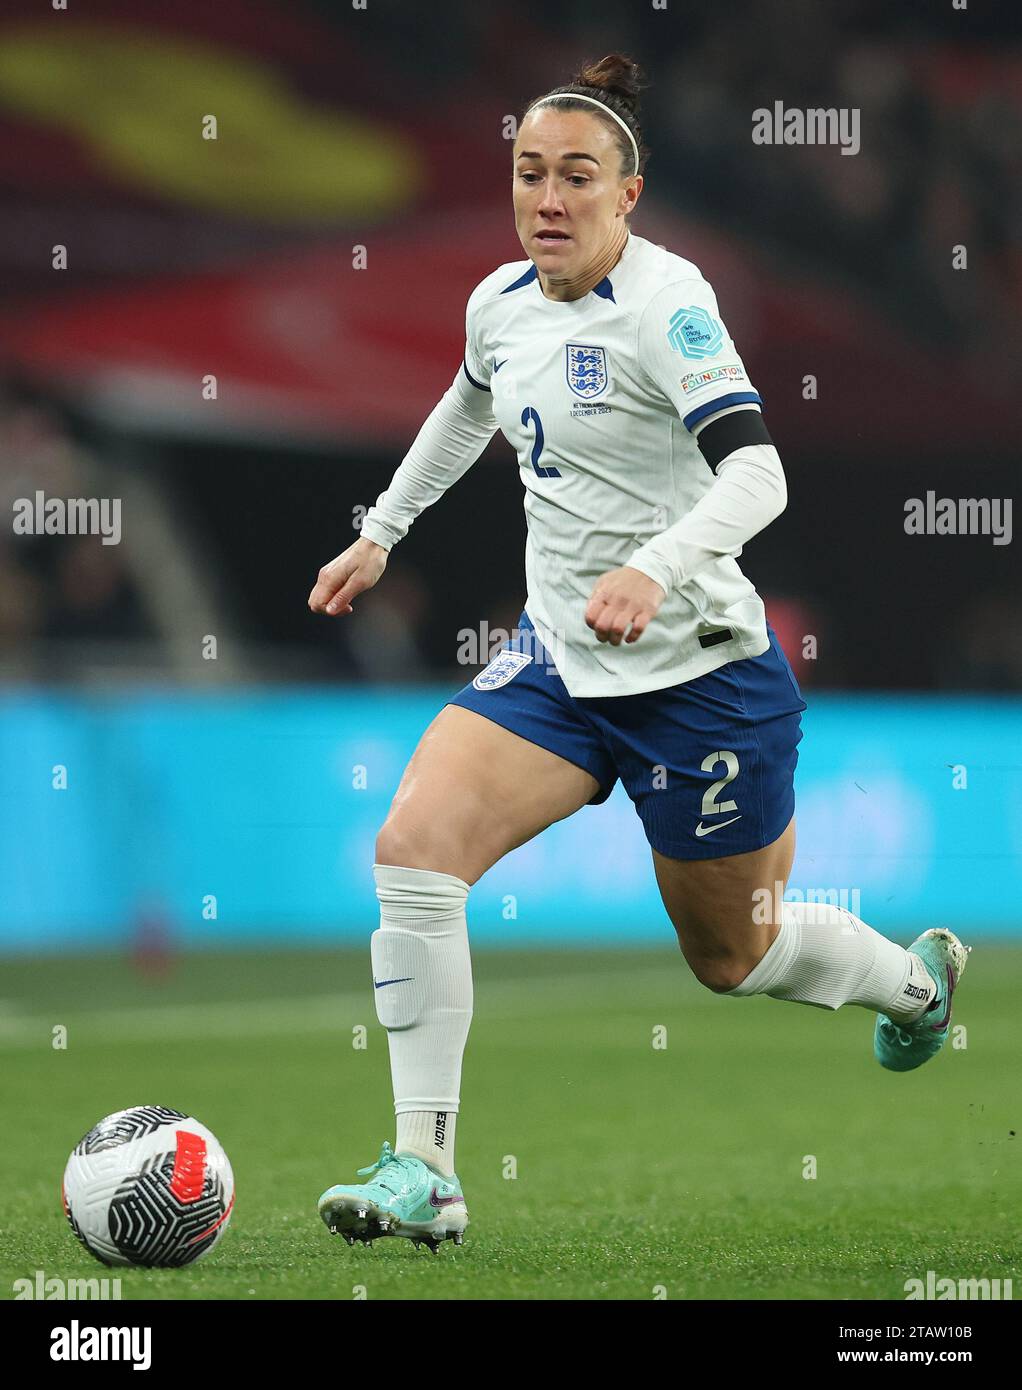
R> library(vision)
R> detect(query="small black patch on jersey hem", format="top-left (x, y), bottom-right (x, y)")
top-left (698, 628), bottom-right (734, 649)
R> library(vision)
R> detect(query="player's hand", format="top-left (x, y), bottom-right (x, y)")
top-left (308, 536), bottom-right (389, 616)
top-left (585, 566), bottom-right (666, 645)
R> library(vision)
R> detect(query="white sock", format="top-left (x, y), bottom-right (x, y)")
top-left (371, 864), bottom-right (472, 1179)
top-left (395, 1110), bottom-right (457, 1178)
top-left (725, 902), bottom-right (938, 1021)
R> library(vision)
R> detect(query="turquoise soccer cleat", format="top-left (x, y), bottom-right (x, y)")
top-left (874, 928), bottom-right (971, 1072)
top-left (317, 1141), bottom-right (468, 1252)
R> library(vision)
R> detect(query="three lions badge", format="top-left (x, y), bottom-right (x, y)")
top-left (472, 650), bottom-right (534, 691)
top-left (565, 343), bottom-right (609, 400)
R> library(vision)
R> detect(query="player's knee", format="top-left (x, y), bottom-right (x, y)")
top-left (684, 946), bottom-right (760, 993)
top-left (374, 816), bottom-right (444, 872)
top-left (375, 798), bottom-right (491, 880)
top-left (692, 962), bottom-right (751, 993)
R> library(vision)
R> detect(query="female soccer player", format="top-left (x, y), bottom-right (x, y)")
top-left (309, 55), bottom-right (968, 1251)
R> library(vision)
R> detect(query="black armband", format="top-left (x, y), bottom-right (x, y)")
top-left (696, 409), bottom-right (773, 471)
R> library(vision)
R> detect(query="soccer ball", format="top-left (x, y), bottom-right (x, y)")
top-left (62, 1105), bottom-right (235, 1267)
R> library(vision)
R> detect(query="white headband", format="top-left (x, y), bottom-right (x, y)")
top-left (530, 92), bottom-right (640, 177)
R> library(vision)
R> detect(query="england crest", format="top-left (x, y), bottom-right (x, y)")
top-left (472, 649), bottom-right (533, 691)
top-left (566, 343), bottom-right (608, 399)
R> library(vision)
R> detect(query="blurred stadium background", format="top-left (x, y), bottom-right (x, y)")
top-left (1, 0), bottom-right (1020, 956)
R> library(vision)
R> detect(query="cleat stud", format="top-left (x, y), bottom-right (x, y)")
top-left (355, 1208), bottom-right (368, 1221)
top-left (343, 1234), bottom-right (354, 1247)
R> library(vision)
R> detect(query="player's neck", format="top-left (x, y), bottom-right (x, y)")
top-left (537, 227), bottom-right (629, 302)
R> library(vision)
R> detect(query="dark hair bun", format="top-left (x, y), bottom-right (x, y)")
top-left (573, 54), bottom-right (647, 115)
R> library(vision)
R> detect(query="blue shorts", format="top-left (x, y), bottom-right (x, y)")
top-left (446, 611), bottom-right (807, 860)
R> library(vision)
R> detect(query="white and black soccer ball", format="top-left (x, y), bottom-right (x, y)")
top-left (62, 1106), bottom-right (235, 1268)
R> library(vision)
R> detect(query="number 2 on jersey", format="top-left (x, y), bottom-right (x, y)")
top-left (520, 406), bottom-right (561, 478)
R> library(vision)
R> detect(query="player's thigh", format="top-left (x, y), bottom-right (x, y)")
top-left (376, 703), bottom-right (601, 883)
top-left (653, 814), bottom-right (797, 987)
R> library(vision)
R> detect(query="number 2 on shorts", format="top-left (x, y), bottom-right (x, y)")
top-left (700, 749), bottom-right (740, 817)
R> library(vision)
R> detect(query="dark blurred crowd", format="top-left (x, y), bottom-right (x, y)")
top-left (356, 0), bottom-right (1021, 381)
top-left (646, 3), bottom-right (1021, 383)
top-left (0, 394), bottom-right (147, 665)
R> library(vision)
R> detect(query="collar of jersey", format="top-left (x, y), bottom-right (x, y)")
top-left (501, 231), bottom-right (632, 304)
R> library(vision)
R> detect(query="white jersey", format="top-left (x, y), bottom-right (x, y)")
top-left (363, 230), bottom-right (775, 698)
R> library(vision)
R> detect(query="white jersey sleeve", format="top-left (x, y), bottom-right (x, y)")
top-left (634, 276), bottom-right (762, 432)
top-left (463, 283), bottom-right (493, 392)
top-left (359, 288), bottom-right (499, 550)
top-left (622, 274), bottom-right (782, 594)
top-left (626, 443), bottom-right (787, 595)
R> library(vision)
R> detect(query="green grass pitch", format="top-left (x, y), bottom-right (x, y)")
top-left (1, 944), bottom-right (1018, 1300)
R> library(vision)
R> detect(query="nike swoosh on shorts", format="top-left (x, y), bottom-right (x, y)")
top-left (694, 816), bottom-right (743, 837)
